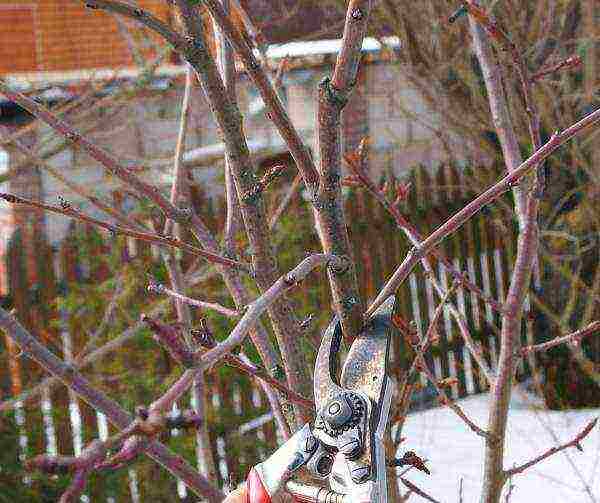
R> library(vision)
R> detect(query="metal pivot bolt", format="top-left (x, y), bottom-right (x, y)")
top-left (321, 392), bottom-right (364, 436)
top-left (323, 396), bottom-right (354, 430)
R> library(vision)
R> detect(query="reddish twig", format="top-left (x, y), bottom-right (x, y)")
top-left (367, 107), bottom-right (600, 317)
top-left (400, 284), bottom-right (489, 437)
top-left (0, 192), bottom-right (247, 270)
top-left (0, 309), bottom-right (224, 501)
top-left (531, 55), bottom-right (583, 83)
top-left (519, 321), bottom-right (600, 356)
top-left (419, 353), bottom-right (489, 438)
top-left (147, 281), bottom-right (241, 318)
top-left (399, 478), bottom-right (441, 503)
top-left (505, 418), bottom-right (598, 477)
top-left (462, 1), bottom-right (514, 50)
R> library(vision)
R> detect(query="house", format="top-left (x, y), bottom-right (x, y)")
top-left (0, 0), bottom-right (476, 293)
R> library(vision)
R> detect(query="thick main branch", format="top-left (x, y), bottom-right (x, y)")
top-left (313, 0), bottom-right (371, 342)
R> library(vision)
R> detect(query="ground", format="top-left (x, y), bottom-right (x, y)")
top-left (401, 389), bottom-right (599, 502)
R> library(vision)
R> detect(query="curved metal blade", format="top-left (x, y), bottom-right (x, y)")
top-left (340, 295), bottom-right (396, 401)
top-left (340, 295), bottom-right (396, 499)
top-left (313, 315), bottom-right (345, 408)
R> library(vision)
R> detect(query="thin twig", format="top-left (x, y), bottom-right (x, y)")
top-left (400, 478), bottom-right (441, 503)
top-left (0, 308), bottom-right (224, 501)
top-left (0, 192), bottom-right (246, 270)
top-left (531, 55), bottom-right (583, 83)
top-left (2, 131), bottom-right (148, 232)
top-left (229, 354), bottom-right (313, 410)
top-left (505, 418), bottom-right (598, 477)
top-left (269, 172), bottom-right (303, 230)
top-left (148, 281), bottom-right (241, 318)
top-left (418, 354), bottom-right (489, 438)
top-left (408, 286), bottom-right (489, 438)
top-left (519, 321), bottom-right (600, 356)
top-left (367, 107), bottom-right (600, 317)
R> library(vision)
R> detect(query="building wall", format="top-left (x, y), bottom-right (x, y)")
top-left (0, 60), bottom-right (456, 258)
top-left (0, 0), bottom-right (171, 74)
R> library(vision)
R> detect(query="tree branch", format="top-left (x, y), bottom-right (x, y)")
top-left (148, 281), bottom-right (241, 318)
top-left (312, 0), bottom-right (370, 343)
top-left (367, 107), bottom-right (600, 317)
top-left (399, 477), bottom-right (441, 503)
top-left (505, 418), bottom-right (597, 477)
top-left (173, 0), bottom-right (314, 425)
top-left (467, 9), bottom-right (543, 502)
top-left (200, 0), bottom-right (319, 188)
top-left (215, 0), bottom-right (243, 258)
top-left (0, 308), bottom-right (224, 502)
top-left (0, 192), bottom-right (246, 270)
top-left (519, 321), bottom-right (600, 356)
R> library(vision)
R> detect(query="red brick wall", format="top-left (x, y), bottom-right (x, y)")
top-left (0, 0), bottom-right (171, 74)
top-left (0, 6), bottom-right (37, 73)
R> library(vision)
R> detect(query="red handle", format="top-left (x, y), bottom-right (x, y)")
top-left (245, 467), bottom-right (271, 503)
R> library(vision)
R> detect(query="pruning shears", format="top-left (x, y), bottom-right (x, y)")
top-left (243, 296), bottom-right (398, 503)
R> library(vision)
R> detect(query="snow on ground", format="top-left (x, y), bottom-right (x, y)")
top-left (399, 389), bottom-right (600, 502)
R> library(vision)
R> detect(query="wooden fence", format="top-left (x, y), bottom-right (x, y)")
top-left (0, 162), bottom-right (529, 500)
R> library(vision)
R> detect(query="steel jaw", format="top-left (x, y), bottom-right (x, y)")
top-left (312, 295), bottom-right (397, 502)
